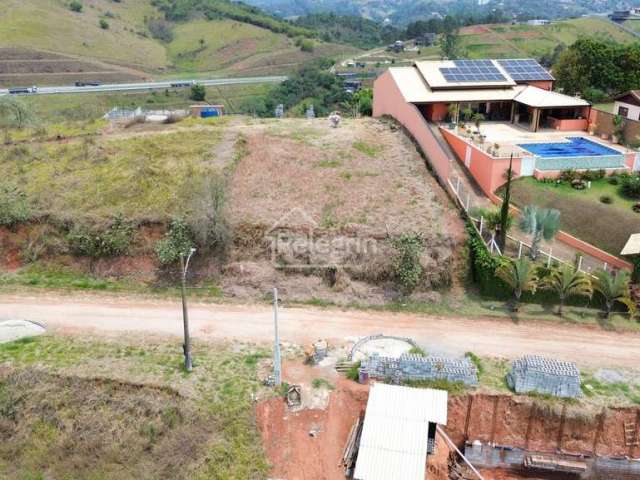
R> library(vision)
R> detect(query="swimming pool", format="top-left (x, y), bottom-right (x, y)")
top-left (518, 137), bottom-right (621, 157)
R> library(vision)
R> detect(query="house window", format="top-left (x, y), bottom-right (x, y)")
top-left (618, 106), bottom-right (629, 117)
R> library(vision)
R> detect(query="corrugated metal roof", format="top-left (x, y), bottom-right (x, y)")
top-left (353, 384), bottom-right (448, 480)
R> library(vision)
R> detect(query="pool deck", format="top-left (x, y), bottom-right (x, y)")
top-left (453, 122), bottom-right (632, 158)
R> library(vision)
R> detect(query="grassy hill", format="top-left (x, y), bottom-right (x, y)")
top-left (0, 0), bottom-right (359, 85)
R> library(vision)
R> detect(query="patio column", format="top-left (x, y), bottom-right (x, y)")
top-left (510, 102), bottom-right (516, 124)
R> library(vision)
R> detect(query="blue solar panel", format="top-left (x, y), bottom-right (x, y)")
top-left (498, 59), bottom-right (554, 81)
top-left (440, 59), bottom-right (507, 83)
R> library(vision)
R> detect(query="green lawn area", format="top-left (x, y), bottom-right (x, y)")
top-left (1, 122), bottom-right (226, 221)
top-left (508, 177), bottom-right (640, 255)
top-left (0, 334), bottom-right (269, 479)
top-left (460, 18), bottom-right (637, 59)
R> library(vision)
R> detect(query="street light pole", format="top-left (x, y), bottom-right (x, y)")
top-left (180, 248), bottom-right (196, 372)
top-left (273, 287), bottom-right (281, 386)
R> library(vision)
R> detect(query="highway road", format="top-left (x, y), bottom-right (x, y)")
top-left (0, 76), bottom-right (287, 96)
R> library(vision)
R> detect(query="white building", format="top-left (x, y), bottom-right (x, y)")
top-left (354, 384), bottom-right (448, 480)
top-left (614, 91), bottom-right (640, 121)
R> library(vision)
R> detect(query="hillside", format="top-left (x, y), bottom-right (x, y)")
top-left (342, 17), bottom-right (638, 76)
top-left (0, 0), bottom-right (358, 86)
top-left (243, 0), bottom-right (629, 25)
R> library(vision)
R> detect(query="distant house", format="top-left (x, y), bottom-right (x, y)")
top-left (613, 91), bottom-right (640, 121)
top-left (415, 33), bottom-right (437, 47)
top-left (387, 40), bottom-right (405, 53)
top-left (610, 8), bottom-right (640, 22)
top-left (526, 19), bottom-right (550, 26)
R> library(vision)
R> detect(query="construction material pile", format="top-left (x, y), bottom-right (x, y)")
top-left (507, 355), bottom-right (581, 398)
top-left (359, 353), bottom-right (478, 385)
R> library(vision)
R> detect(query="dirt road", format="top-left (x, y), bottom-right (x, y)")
top-left (1, 293), bottom-right (638, 368)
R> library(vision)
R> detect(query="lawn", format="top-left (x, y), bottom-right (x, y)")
top-left (0, 334), bottom-right (270, 479)
top-left (508, 177), bottom-right (640, 255)
top-left (1, 123), bottom-right (226, 221)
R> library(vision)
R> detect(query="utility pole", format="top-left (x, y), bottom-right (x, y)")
top-left (180, 248), bottom-right (196, 372)
top-left (273, 287), bottom-right (282, 386)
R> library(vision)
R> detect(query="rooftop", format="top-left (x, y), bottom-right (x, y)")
top-left (353, 383), bottom-right (448, 480)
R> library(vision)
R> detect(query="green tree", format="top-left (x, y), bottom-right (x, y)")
top-left (155, 218), bottom-right (196, 265)
top-left (99, 19), bottom-right (110, 29)
top-left (69, 0), bottom-right (83, 12)
top-left (495, 257), bottom-right (538, 311)
top-left (0, 97), bottom-right (35, 130)
top-left (542, 265), bottom-right (592, 316)
top-left (0, 183), bottom-right (31, 227)
top-left (593, 269), bottom-right (635, 319)
top-left (519, 205), bottom-right (561, 260)
top-left (439, 15), bottom-right (462, 60)
top-left (190, 84), bottom-right (206, 102)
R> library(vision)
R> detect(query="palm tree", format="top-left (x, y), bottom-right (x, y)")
top-left (542, 265), bottom-right (592, 316)
top-left (495, 257), bottom-right (538, 311)
top-left (519, 205), bottom-right (561, 260)
top-left (593, 269), bottom-right (636, 319)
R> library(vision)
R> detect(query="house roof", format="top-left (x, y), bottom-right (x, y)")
top-left (615, 90), bottom-right (640, 106)
top-left (513, 86), bottom-right (590, 108)
top-left (621, 233), bottom-right (640, 255)
top-left (387, 68), bottom-right (589, 108)
top-left (353, 384), bottom-right (448, 480)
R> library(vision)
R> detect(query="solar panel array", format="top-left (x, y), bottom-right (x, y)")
top-left (498, 59), bottom-right (554, 81)
top-left (439, 59), bottom-right (507, 83)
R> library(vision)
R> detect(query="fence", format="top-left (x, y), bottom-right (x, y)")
top-left (446, 172), bottom-right (615, 276)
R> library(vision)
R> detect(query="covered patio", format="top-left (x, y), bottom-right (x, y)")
top-left (512, 86), bottom-right (591, 132)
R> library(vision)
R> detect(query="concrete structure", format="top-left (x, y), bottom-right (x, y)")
top-left (354, 383), bottom-right (447, 480)
top-left (360, 353), bottom-right (479, 386)
top-left (614, 91), bottom-right (640, 121)
top-left (507, 355), bottom-right (581, 398)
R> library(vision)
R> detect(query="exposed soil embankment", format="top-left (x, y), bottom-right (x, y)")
top-left (446, 394), bottom-right (640, 458)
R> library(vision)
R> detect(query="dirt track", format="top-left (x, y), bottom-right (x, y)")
top-left (1, 293), bottom-right (639, 368)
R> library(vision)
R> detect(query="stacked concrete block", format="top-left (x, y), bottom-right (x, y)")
top-left (359, 353), bottom-right (478, 386)
top-left (506, 355), bottom-right (581, 398)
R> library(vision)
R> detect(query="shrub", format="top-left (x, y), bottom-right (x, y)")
top-left (0, 183), bottom-right (31, 227)
top-left (99, 19), bottom-right (109, 29)
top-left (580, 169), bottom-right (605, 181)
top-left (608, 176), bottom-right (620, 185)
top-left (390, 232), bottom-right (424, 295)
top-left (189, 84), bottom-right (206, 102)
top-left (299, 38), bottom-right (314, 52)
top-left (346, 361), bottom-right (361, 381)
top-left (633, 203), bottom-right (640, 213)
top-left (67, 215), bottom-right (133, 258)
top-left (69, 0), bottom-right (82, 12)
top-left (620, 174), bottom-right (640, 199)
top-left (155, 218), bottom-right (195, 265)
top-left (559, 169), bottom-right (578, 183)
top-left (571, 179), bottom-right (586, 190)
top-left (599, 195), bottom-right (613, 204)
top-left (147, 18), bottom-right (174, 42)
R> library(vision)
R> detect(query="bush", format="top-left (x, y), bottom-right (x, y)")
top-left (67, 215), bottom-right (133, 259)
top-left (390, 233), bottom-right (424, 295)
top-left (0, 183), bottom-right (31, 227)
top-left (69, 0), bottom-right (82, 12)
top-left (608, 176), bottom-right (620, 185)
top-left (620, 174), bottom-right (640, 199)
top-left (155, 218), bottom-right (196, 265)
top-left (189, 84), bottom-right (206, 102)
top-left (571, 179), bottom-right (586, 190)
top-left (580, 169), bottom-right (605, 181)
top-left (147, 18), bottom-right (174, 42)
top-left (99, 19), bottom-right (110, 29)
top-left (633, 203), bottom-right (640, 213)
top-left (559, 169), bottom-right (578, 183)
top-left (299, 38), bottom-right (315, 52)
top-left (599, 195), bottom-right (613, 204)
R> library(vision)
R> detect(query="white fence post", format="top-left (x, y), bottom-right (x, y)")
top-left (479, 216), bottom-right (484, 236)
top-left (603, 262), bottom-right (608, 272)
top-left (547, 249), bottom-right (552, 268)
top-left (465, 193), bottom-right (470, 212)
top-left (456, 176), bottom-right (461, 195)
top-left (577, 255), bottom-right (583, 272)
top-left (518, 241), bottom-right (523, 259)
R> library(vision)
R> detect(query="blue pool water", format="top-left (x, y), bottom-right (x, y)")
top-left (518, 137), bottom-right (620, 157)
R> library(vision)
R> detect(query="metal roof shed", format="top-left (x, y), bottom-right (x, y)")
top-left (354, 383), bottom-right (448, 480)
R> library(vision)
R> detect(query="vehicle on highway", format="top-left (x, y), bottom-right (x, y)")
top-left (9, 86), bottom-right (37, 94)
top-left (169, 80), bottom-right (196, 88)
top-left (75, 81), bottom-right (102, 87)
